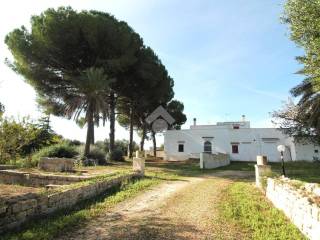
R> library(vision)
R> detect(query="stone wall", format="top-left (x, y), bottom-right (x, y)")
top-left (200, 152), bottom-right (230, 169)
top-left (0, 165), bottom-right (17, 170)
top-left (266, 178), bottom-right (320, 240)
top-left (0, 172), bottom-right (140, 234)
top-left (0, 170), bottom-right (92, 187)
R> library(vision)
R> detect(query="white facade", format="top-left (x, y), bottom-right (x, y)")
top-left (164, 120), bottom-right (319, 162)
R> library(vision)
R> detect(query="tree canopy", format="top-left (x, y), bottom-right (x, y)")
top-left (5, 7), bottom-right (144, 156)
top-left (5, 6), bottom-right (186, 159)
top-left (277, 0), bottom-right (320, 142)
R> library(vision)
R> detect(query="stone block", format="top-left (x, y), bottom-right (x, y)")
top-left (135, 150), bottom-right (145, 158)
top-left (0, 206), bottom-right (7, 215)
top-left (11, 203), bottom-right (22, 213)
top-left (15, 211), bottom-right (27, 220)
top-left (255, 164), bottom-right (271, 188)
top-left (38, 157), bottom-right (75, 172)
top-left (133, 157), bottom-right (145, 175)
top-left (256, 155), bottom-right (268, 165)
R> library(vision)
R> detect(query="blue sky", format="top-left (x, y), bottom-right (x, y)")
top-left (0, 0), bottom-right (304, 146)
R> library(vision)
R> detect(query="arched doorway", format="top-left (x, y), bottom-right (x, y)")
top-left (204, 141), bottom-right (212, 153)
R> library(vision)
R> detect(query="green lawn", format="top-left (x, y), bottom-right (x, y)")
top-left (269, 161), bottom-right (320, 183)
top-left (215, 160), bottom-right (320, 183)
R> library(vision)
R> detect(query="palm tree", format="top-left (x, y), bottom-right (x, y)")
top-left (63, 67), bottom-right (114, 156)
top-left (0, 102), bottom-right (4, 117)
top-left (291, 76), bottom-right (320, 133)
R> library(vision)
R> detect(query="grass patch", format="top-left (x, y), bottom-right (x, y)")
top-left (269, 161), bottom-right (320, 183)
top-left (215, 160), bottom-right (320, 183)
top-left (216, 161), bottom-right (256, 171)
top-left (219, 182), bottom-right (306, 240)
top-left (1, 175), bottom-right (163, 240)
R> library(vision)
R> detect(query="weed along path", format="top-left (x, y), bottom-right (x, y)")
top-left (59, 171), bottom-right (251, 240)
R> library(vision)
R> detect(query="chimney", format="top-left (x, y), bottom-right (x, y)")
top-left (193, 118), bottom-right (197, 126)
top-left (242, 115), bottom-right (246, 122)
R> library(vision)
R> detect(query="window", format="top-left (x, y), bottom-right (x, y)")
top-left (204, 141), bottom-right (212, 153)
top-left (315, 149), bottom-right (319, 153)
top-left (178, 144), bottom-right (184, 152)
top-left (232, 144), bottom-right (239, 154)
top-left (233, 125), bottom-right (240, 129)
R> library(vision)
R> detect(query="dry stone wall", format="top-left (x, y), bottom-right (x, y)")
top-left (266, 178), bottom-right (320, 240)
top-left (0, 172), bottom-right (140, 233)
top-left (0, 170), bottom-right (92, 187)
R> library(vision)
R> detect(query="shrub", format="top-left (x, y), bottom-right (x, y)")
top-left (32, 143), bottom-right (78, 164)
top-left (0, 116), bottom-right (61, 164)
top-left (86, 146), bottom-right (106, 165)
top-left (107, 148), bottom-right (124, 162)
top-left (69, 139), bottom-right (82, 146)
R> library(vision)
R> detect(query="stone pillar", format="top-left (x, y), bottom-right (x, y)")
top-left (200, 152), bottom-right (204, 169)
top-left (135, 150), bottom-right (144, 158)
top-left (255, 164), bottom-right (271, 189)
top-left (133, 157), bottom-right (145, 175)
top-left (256, 155), bottom-right (268, 165)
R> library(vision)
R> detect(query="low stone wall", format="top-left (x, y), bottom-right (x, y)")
top-left (0, 170), bottom-right (93, 187)
top-left (0, 172), bottom-right (140, 234)
top-left (200, 152), bottom-right (230, 169)
top-left (0, 165), bottom-right (17, 170)
top-left (266, 178), bottom-right (320, 240)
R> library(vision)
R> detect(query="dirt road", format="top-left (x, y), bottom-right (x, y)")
top-left (59, 171), bottom-right (252, 240)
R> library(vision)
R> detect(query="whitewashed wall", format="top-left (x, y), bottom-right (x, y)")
top-left (164, 126), bottom-right (318, 162)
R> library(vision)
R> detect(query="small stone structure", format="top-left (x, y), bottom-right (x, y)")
top-left (200, 152), bottom-right (230, 169)
top-left (256, 155), bottom-right (268, 165)
top-left (0, 170), bottom-right (92, 187)
top-left (266, 178), bottom-right (320, 240)
top-left (133, 151), bottom-right (145, 175)
top-left (254, 165), bottom-right (271, 188)
top-left (0, 172), bottom-right (140, 233)
top-left (38, 157), bottom-right (75, 172)
top-left (254, 155), bottom-right (271, 188)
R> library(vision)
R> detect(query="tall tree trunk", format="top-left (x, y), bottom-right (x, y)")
top-left (90, 125), bottom-right (95, 145)
top-left (129, 105), bottom-right (134, 158)
top-left (152, 130), bottom-right (157, 158)
top-left (84, 105), bottom-right (93, 157)
top-left (109, 92), bottom-right (115, 153)
top-left (140, 123), bottom-right (146, 151)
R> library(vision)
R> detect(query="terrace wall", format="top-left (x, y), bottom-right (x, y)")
top-left (0, 170), bottom-right (92, 187)
top-left (0, 172), bottom-right (140, 234)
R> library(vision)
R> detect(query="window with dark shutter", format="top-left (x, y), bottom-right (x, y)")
top-left (203, 141), bottom-right (212, 153)
top-left (232, 145), bottom-right (239, 154)
top-left (178, 144), bottom-right (184, 152)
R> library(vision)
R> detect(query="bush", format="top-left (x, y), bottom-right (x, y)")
top-left (69, 139), bottom-right (82, 146)
top-left (32, 143), bottom-right (78, 164)
top-left (0, 116), bottom-right (61, 164)
top-left (107, 148), bottom-right (124, 162)
top-left (86, 146), bottom-right (106, 165)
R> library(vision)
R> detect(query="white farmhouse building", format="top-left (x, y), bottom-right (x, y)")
top-left (164, 117), bottom-right (319, 162)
